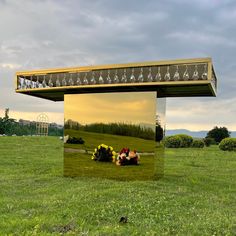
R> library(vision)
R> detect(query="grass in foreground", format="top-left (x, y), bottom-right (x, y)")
top-left (0, 137), bottom-right (236, 235)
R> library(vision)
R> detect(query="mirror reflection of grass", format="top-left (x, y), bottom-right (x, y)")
top-left (64, 129), bottom-right (155, 153)
top-left (64, 152), bottom-right (155, 180)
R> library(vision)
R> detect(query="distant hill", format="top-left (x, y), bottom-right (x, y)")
top-left (166, 129), bottom-right (236, 138)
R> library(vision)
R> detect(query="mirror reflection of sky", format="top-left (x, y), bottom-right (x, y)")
top-left (156, 98), bottom-right (166, 127)
top-left (65, 92), bottom-right (156, 127)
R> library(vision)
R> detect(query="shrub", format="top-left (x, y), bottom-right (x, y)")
top-left (192, 139), bottom-right (204, 148)
top-left (219, 138), bottom-right (236, 151)
top-left (206, 126), bottom-right (230, 144)
top-left (164, 136), bottom-right (182, 148)
top-left (66, 136), bottom-right (85, 144)
top-left (176, 134), bottom-right (193, 147)
top-left (203, 137), bottom-right (215, 147)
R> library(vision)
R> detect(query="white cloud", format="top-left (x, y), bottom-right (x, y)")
top-left (166, 31), bottom-right (236, 47)
top-left (0, 63), bottom-right (21, 69)
top-left (166, 97), bottom-right (236, 130)
top-left (218, 7), bottom-right (236, 21)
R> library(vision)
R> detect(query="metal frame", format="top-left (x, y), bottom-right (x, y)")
top-left (15, 57), bottom-right (217, 101)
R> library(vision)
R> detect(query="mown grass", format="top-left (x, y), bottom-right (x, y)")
top-left (64, 129), bottom-right (158, 180)
top-left (64, 129), bottom-right (155, 152)
top-left (0, 137), bottom-right (236, 235)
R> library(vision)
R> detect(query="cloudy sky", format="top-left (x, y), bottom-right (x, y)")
top-left (0, 0), bottom-right (236, 131)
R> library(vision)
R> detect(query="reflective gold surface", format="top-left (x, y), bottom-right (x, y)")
top-left (64, 92), bottom-right (164, 180)
top-left (15, 57), bottom-right (217, 101)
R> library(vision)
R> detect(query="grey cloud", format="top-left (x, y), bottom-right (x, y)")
top-left (0, 0), bottom-right (236, 128)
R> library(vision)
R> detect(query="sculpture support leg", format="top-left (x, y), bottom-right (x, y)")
top-left (155, 96), bottom-right (166, 179)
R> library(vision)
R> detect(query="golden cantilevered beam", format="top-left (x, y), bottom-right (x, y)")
top-left (15, 57), bottom-right (217, 101)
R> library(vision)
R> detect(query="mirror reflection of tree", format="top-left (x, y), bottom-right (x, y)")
top-left (156, 115), bottom-right (164, 142)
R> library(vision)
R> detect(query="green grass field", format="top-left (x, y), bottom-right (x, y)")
top-left (64, 129), bottom-right (159, 180)
top-left (0, 137), bottom-right (236, 235)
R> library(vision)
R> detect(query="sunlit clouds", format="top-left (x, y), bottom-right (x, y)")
top-left (65, 92), bottom-right (156, 125)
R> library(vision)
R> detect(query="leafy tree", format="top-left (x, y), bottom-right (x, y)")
top-left (0, 108), bottom-right (16, 135)
top-left (206, 126), bottom-right (230, 144)
top-left (0, 108), bottom-right (63, 136)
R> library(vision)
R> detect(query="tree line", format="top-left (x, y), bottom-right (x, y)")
top-left (0, 109), bottom-right (63, 136)
top-left (65, 119), bottom-right (155, 140)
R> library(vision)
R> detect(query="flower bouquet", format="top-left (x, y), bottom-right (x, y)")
top-left (92, 144), bottom-right (116, 162)
top-left (116, 148), bottom-right (140, 166)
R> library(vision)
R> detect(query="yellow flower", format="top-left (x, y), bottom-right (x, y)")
top-left (102, 144), bottom-right (108, 149)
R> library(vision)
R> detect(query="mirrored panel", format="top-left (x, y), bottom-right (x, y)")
top-left (64, 92), bottom-right (164, 180)
top-left (155, 97), bottom-right (166, 179)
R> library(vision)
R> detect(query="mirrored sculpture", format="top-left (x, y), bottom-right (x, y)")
top-left (15, 57), bottom-right (217, 180)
